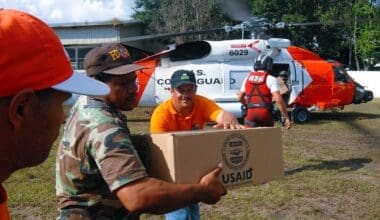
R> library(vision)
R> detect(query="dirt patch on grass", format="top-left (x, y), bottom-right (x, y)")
top-left (11, 206), bottom-right (44, 220)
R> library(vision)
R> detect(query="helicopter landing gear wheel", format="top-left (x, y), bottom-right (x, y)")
top-left (291, 107), bottom-right (310, 123)
top-left (364, 90), bottom-right (373, 102)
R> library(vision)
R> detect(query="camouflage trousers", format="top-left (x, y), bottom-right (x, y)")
top-left (57, 206), bottom-right (140, 220)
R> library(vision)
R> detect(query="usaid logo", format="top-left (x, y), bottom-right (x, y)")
top-left (222, 133), bottom-right (250, 170)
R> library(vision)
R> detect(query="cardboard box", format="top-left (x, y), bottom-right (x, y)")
top-left (146, 127), bottom-right (284, 188)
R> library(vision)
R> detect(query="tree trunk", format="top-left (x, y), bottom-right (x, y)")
top-left (353, 13), bottom-right (361, 70)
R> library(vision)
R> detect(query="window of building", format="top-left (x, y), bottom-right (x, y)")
top-left (65, 46), bottom-right (94, 70)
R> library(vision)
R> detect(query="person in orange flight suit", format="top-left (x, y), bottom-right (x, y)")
top-left (237, 57), bottom-right (291, 129)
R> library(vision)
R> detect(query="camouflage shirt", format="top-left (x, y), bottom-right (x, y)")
top-left (56, 96), bottom-right (148, 216)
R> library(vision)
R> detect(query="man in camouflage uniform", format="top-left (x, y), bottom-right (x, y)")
top-left (56, 43), bottom-right (227, 220)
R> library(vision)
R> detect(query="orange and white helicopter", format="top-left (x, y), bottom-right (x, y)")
top-left (68, 1), bottom-right (373, 123)
top-left (121, 0), bottom-right (373, 123)
top-left (131, 37), bottom-right (373, 123)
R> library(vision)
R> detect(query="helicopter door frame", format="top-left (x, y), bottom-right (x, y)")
top-left (287, 61), bottom-right (313, 105)
top-left (272, 62), bottom-right (292, 104)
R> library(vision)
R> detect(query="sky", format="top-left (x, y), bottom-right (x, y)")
top-left (0, 0), bottom-right (136, 24)
top-left (2, 0), bottom-right (377, 25)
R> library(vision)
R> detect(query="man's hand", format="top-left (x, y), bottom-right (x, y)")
top-left (214, 111), bottom-right (245, 129)
top-left (237, 91), bottom-right (246, 104)
top-left (273, 91), bottom-right (292, 129)
top-left (283, 118), bottom-right (292, 129)
top-left (199, 164), bottom-right (227, 204)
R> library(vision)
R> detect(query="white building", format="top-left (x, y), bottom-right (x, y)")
top-left (51, 20), bottom-right (165, 69)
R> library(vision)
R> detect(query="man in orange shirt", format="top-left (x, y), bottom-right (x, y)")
top-left (151, 70), bottom-right (244, 132)
top-left (0, 9), bottom-right (109, 219)
top-left (150, 69), bottom-right (244, 219)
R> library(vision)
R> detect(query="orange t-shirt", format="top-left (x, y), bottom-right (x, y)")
top-left (0, 185), bottom-right (10, 220)
top-left (150, 95), bottom-right (222, 132)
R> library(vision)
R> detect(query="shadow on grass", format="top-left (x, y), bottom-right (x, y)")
top-left (285, 158), bottom-right (372, 176)
top-left (304, 112), bottom-right (379, 147)
top-left (128, 118), bottom-right (150, 122)
top-left (308, 112), bottom-right (380, 124)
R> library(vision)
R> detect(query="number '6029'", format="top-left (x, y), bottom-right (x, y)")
top-left (229, 49), bottom-right (248, 56)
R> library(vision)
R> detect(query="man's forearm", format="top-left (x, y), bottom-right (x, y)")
top-left (277, 101), bottom-right (289, 119)
top-left (273, 93), bottom-right (290, 120)
top-left (117, 166), bottom-right (226, 215)
top-left (117, 177), bottom-right (208, 214)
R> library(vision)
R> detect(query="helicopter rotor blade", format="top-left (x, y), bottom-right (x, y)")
top-left (274, 21), bottom-right (346, 29)
top-left (119, 27), bottom-right (226, 43)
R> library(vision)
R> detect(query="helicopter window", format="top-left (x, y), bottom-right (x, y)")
top-left (230, 71), bottom-right (251, 90)
top-left (272, 64), bottom-right (290, 77)
top-left (333, 66), bottom-right (348, 83)
top-left (169, 41), bottom-right (211, 62)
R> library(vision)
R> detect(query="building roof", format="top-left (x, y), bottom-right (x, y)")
top-left (50, 19), bottom-right (141, 28)
top-left (51, 19), bottom-right (145, 46)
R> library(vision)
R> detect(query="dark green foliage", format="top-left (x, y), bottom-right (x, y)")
top-left (132, 0), bottom-right (379, 69)
top-left (250, 0), bottom-right (379, 69)
top-left (133, 0), bottom-right (233, 43)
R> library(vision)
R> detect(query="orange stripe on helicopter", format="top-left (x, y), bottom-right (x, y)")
top-left (135, 59), bottom-right (158, 103)
top-left (287, 46), bottom-right (323, 61)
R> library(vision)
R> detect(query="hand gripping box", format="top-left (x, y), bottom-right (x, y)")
top-left (145, 127), bottom-right (284, 188)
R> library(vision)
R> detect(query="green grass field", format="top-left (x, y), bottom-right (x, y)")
top-left (5, 99), bottom-right (380, 219)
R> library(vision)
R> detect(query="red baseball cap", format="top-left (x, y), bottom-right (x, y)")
top-left (0, 9), bottom-right (110, 97)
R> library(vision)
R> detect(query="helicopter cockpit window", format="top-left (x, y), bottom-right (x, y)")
top-left (333, 66), bottom-right (348, 83)
top-left (169, 41), bottom-right (211, 62)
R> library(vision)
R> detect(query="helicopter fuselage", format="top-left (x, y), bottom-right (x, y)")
top-left (134, 38), bottom-right (373, 122)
